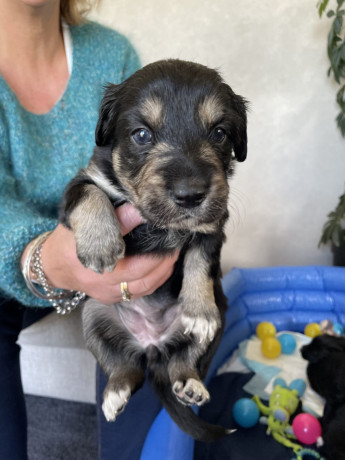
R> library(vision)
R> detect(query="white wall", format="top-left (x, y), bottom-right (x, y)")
top-left (90, 0), bottom-right (345, 272)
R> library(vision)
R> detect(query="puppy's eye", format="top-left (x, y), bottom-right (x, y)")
top-left (132, 128), bottom-right (152, 145)
top-left (210, 127), bottom-right (226, 143)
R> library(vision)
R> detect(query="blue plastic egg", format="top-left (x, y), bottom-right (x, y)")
top-left (278, 333), bottom-right (297, 355)
top-left (232, 398), bottom-right (260, 428)
top-left (333, 322), bottom-right (344, 336)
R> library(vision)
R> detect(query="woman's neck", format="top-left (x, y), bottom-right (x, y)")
top-left (0, 1), bottom-right (69, 114)
top-left (0, 1), bottom-right (62, 65)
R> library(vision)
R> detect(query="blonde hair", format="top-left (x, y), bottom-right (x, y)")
top-left (61, 0), bottom-right (100, 25)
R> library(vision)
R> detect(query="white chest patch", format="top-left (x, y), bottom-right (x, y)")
top-left (116, 297), bottom-right (181, 349)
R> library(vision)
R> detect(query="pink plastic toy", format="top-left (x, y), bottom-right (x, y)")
top-left (292, 413), bottom-right (322, 445)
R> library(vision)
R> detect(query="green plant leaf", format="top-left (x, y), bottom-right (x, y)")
top-left (336, 84), bottom-right (345, 100)
top-left (319, 192), bottom-right (345, 246)
top-left (334, 14), bottom-right (343, 34)
top-left (332, 231), bottom-right (340, 246)
top-left (318, 1), bottom-right (345, 248)
top-left (337, 112), bottom-right (345, 136)
top-left (318, 0), bottom-right (330, 16)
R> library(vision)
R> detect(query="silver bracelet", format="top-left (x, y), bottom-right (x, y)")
top-left (22, 231), bottom-right (86, 315)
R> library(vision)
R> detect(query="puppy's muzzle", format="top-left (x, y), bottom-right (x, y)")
top-left (172, 178), bottom-right (208, 209)
top-left (300, 343), bottom-right (319, 363)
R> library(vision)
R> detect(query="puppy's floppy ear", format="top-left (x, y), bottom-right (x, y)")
top-left (95, 83), bottom-right (124, 147)
top-left (231, 93), bottom-right (248, 162)
top-left (224, 84), bottom-right (248, 162)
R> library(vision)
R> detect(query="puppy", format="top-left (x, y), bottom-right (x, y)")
top-left (301, 334), bottom-right (345, 459)
top-left (59, 59), bottom-right (248, 441)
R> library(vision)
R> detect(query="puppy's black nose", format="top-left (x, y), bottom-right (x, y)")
top-left (172, 179), bottom-right (207, 208)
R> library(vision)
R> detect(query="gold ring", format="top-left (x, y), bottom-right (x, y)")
top-left (120, 281), bottom-right (131, 302)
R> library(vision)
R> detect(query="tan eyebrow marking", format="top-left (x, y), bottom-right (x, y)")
top-left (198, 95), bottom-right (224, 128)
top-left (140, 97), bottom-right (165, 128)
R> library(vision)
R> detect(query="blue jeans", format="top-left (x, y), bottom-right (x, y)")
top-left (0, 297), bottom-right (162, 460)
top-left (97, 369), bottom-right (162, 460)
top-left (0, 297), bottom-right (53, 460)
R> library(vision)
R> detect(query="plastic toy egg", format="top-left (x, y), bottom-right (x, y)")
top-left (232, 398), bottom-right (260, 428)
top-left (333, 322), bottom-right (344, 336)
top-left (261, 337), bottom-right (282, 359)
top-left (292, 413), bottom-right (322, 445)
top-left (278, 333), bottom-right (297, 355)
top-left (256, 322), bottom-right (276, 340)
top-left (304, 323), bottom-right (321, 338)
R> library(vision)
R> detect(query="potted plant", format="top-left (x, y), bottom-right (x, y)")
top-left (319, 192), bottom-right (345, 265)
top-left (317, 0), bottom-right (345, 266)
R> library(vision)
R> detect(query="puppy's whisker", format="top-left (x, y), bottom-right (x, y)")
top-left (227, 188), bottom-right (248, 235)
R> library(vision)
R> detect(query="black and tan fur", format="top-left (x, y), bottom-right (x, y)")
top-left (59, 59), bottom-right (248, 441)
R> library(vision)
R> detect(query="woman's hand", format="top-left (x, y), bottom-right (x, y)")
top-left (26, 204), bottom-right (179, 304)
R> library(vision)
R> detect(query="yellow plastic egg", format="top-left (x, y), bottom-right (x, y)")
top-left (261, 337), bottom-right (282, 359)
top-left (256, 322), bottom-right (276, 340)
top-left (304, 323), bottom-right (321, 338)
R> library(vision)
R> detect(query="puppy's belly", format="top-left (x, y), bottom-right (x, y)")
top-left (117, 298), bottom-right (181, 349)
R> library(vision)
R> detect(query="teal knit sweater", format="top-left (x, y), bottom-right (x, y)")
top-left (0, 22), bottom-right (140, 307)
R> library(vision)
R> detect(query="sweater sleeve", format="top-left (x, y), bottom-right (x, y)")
top-left (0, 122), bottom-right (55, 307)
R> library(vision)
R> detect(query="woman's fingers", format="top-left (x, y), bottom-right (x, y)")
top-left (39, 203), bottom-right (179, 305)
top-left (116, 252), bottom-right (179, 297)
top-left (87, 251), bottom-right (179, 304)
top-left (115, 203), bottom-right (144, 235)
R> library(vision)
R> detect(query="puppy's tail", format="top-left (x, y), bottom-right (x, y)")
top-left (150, 375), bottom-right (234, 442)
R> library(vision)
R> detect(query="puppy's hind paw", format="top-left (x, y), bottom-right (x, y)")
top-left (173, 378), bottom-right (210, 406)
top-left (102, 385), bottom-right (131, 422)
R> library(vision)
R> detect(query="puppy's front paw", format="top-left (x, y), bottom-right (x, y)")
top-left (76, 230), bottom-right (125, 274)
top-left (102, 385), bottom-right (131, 422)
top-left (181, 307), bottom-right (220, 345)
top-left (173, 378), bottom-right (210, 406)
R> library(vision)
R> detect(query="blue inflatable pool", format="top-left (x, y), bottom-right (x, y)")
top-left (140, 266), bottom-right (345, 460)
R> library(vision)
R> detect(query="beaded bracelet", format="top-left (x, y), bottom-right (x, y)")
top-left (22, 231), bottom-right (86, 315)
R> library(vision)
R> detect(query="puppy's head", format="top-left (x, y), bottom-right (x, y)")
top-left (96, 59), bottom-right (248, 230)
top-left (301, 334), bottom-right (345, 364)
